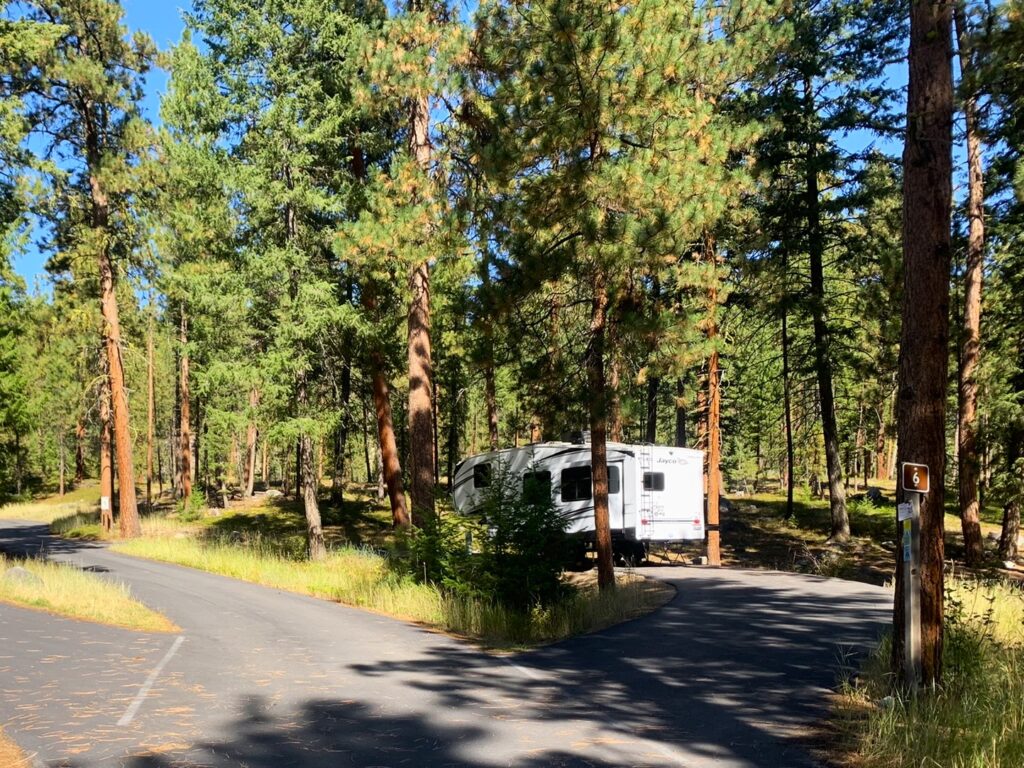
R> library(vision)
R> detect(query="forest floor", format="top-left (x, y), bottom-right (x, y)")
top-left (649, 482), bottom-right (1018, 586)
top-left (16, 477), bottom-right (1021, 587)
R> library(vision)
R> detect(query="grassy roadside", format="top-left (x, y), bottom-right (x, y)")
top-left (0, 483), bottom-right (99, 524)
top-left (112, 528), bottom-right (670, 648)
top-left (0, 553), bottom-right (177, 633)
top-left (832, 578), bottom-right (1024, 768)
top-left (0, 727), bottom-right (31, 768)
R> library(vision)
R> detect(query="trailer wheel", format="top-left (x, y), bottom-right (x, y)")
top-left (621, 542), bottom-right (648, 567)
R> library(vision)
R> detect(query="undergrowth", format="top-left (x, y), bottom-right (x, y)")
top-left (835, 577), bottom-right (1024, 768)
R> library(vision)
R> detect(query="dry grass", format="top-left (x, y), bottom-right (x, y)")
top-left (0, 483), bottom-right (99, 524)
top-left (112, 531), bottom-right (667, 649)
top-left (833, 578), bottom-right (1024, 768)
top-left (0, 553), bottom-right (177, 633)
top-left (0, 727), bottom-right (31, 768)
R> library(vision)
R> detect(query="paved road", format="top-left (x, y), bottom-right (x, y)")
top-left (0, 519), bottom-right (891, 767)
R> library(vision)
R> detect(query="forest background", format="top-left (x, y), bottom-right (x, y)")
top-left (1, 0), bottom-right (1022, 590)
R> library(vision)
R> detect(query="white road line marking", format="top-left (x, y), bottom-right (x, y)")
top-left (502, 657), bottom-right (543, 680)
top-left (117, 636), bottom-right (185, 726)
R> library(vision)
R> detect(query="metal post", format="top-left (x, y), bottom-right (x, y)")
top-left (904, 492), bottom-right (922, 690)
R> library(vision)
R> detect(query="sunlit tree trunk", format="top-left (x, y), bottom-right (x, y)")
top-left (587, 268), bottom-right (615, 591)
top-left (146, 319), bottom-right (155, 511)
top-left (954, 3), bottom-right (985, 567)
top-left (893, 0), bottom-right (954, 686)
top-left (179, 307), bottom-right (192, 502)
top-left (244, 388), bottom-right (259, 497)
top-left (99, 372), bottom-right (114, 534)
top-left (407, 75), bottom-right (436, 526)
top-left (89, 150), bottom-right (140, 538)
top-left (804, 76), bottom-right (849, 541)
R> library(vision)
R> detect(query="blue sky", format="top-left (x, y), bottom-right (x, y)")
top-left (12, 1), bottom-right (186, 287)
top-left (12, 2), bottom-right (919, 288)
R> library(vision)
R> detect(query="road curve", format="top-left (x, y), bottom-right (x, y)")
top-left (0, 519), bottom-right (890, 767)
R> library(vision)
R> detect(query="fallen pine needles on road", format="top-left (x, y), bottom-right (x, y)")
top-left (0, 553), bottom-right (177, 633)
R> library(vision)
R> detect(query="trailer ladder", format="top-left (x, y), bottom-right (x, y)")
top-left (639, 443), bottom-right (654, 531)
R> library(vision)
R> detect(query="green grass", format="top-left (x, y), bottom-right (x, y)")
top-left (0, 483), bottom-right (100, 523)
top-left (112, 532), bottom-right (667, 648)
top-left (835, 578), bottom-right (1024, 768)
top-left (0, 553), bottom-right (177, 633)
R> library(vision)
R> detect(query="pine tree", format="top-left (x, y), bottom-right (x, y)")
top-left (9, 0), bottom-right (155, 535)
top-left (469, 0), bottom-right (787, 587)
top-left (893, 0), bottom-right (954, 687)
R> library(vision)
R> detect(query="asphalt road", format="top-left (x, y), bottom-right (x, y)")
top-left (0, 519), bottom-right (891, 768)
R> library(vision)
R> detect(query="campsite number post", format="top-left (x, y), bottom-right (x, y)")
top-left (899, 462), bottom-right (928, 690)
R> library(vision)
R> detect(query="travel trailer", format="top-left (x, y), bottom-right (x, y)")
top-left (451, 440), bottom-right (706, 563)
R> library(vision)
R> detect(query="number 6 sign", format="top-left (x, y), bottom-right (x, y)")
top-left (901, 462), bottom-right (930, 494)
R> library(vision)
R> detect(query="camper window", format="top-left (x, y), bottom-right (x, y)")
top-left (523, 470), bottom-right (552, 494)
top-left (473, 463), bottom-right (492, 488)
top-left (608, 465), bottom-right (621, 494)
top-left (560, 465), bottom-right (592, 502)
top-left (643, 472), bottom-right (665, 491)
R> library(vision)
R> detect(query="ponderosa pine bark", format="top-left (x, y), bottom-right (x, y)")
top-left (179, 307), bottom-right (192, 502)
top-left (351, 143), bottom-right (410, 528)
top-left (74, 416), bottom-right (86, 483)
top-left (782, 297), bottom-right (796, 519)
top-left (893, 0), bottom-right (954, 687)
top-left (704, 238), bottom-right (722, 566)
top-left (146, 318), bottom-right (155, 511)
top-left (674, 380), bottom-right (687, 447)
top-left (99, 368), bottom-right (113, 534)
top-left (407, 77), bottom-right (436, 527)
top-left (299, 378), bottom-right (326, 560)
top-left (244, 388), bottom-right (259, 497)
top-left (645, 376), bottom-right (659, 444)
top-left (483, 361), bottom-right (499, 451)
top-left (954, 3), bottom-right (986, 567)
top-left (90, 153), bottom-right (140, 538)
top-left (587, 269), bottom-right (615, 591)
top-left (804, 77), bottom-right (849, 541)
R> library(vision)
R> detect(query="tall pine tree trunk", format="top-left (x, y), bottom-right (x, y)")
top-left (893, 0), bottom-right (954, 686)
top-left (704, 238), bottom-right (722, 566)
top-left (146, 318), bottom-right (155, 511)
top-left (645, 376), bottom-right (659, 444)
top-left (350, 140), bottom-right (409, 527)
top-left (804, 76), bottom-right (849, 541)
top-left (74, 416), bottom-right (86, 483)
top-left (299, 378), bottom-right (326, 560)
top-left (483, 361), bottom-right (499, 451)
top-left (90, 157), bottom-right (140, 538)
top-left (245, 388), bottom-right (259, 497)
top-left (782, 301), bottom-right (795, 519)
top-left (99, 371), bottom-right (114, 534)
top-left (58, 433), bottom-right (66, 497)
top-left (332, 355), bottom-right (351, 505)
top-left (407, 79), bottom-right (436, 526)
top-left (179, 308), bottom-right (192, 502)
top-left (587, 269), bottom-right (615, 591)
top-left (674, 379), bottom-right (687, 447)
top-left (954, 3), bottom-right (985, 567)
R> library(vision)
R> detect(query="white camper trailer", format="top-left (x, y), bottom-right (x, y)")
top-left (451, 441), bottom-right (705, 562)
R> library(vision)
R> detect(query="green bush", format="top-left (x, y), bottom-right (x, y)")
top-left (177, 488), bottom-right (206, 522)
top-left (407, 463), bottom-right (571, 611)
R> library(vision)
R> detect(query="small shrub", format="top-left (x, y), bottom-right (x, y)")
top-left (177, 488), bottom-right (206, 522)
top-left (406, 463), bottom-right (571, 612)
